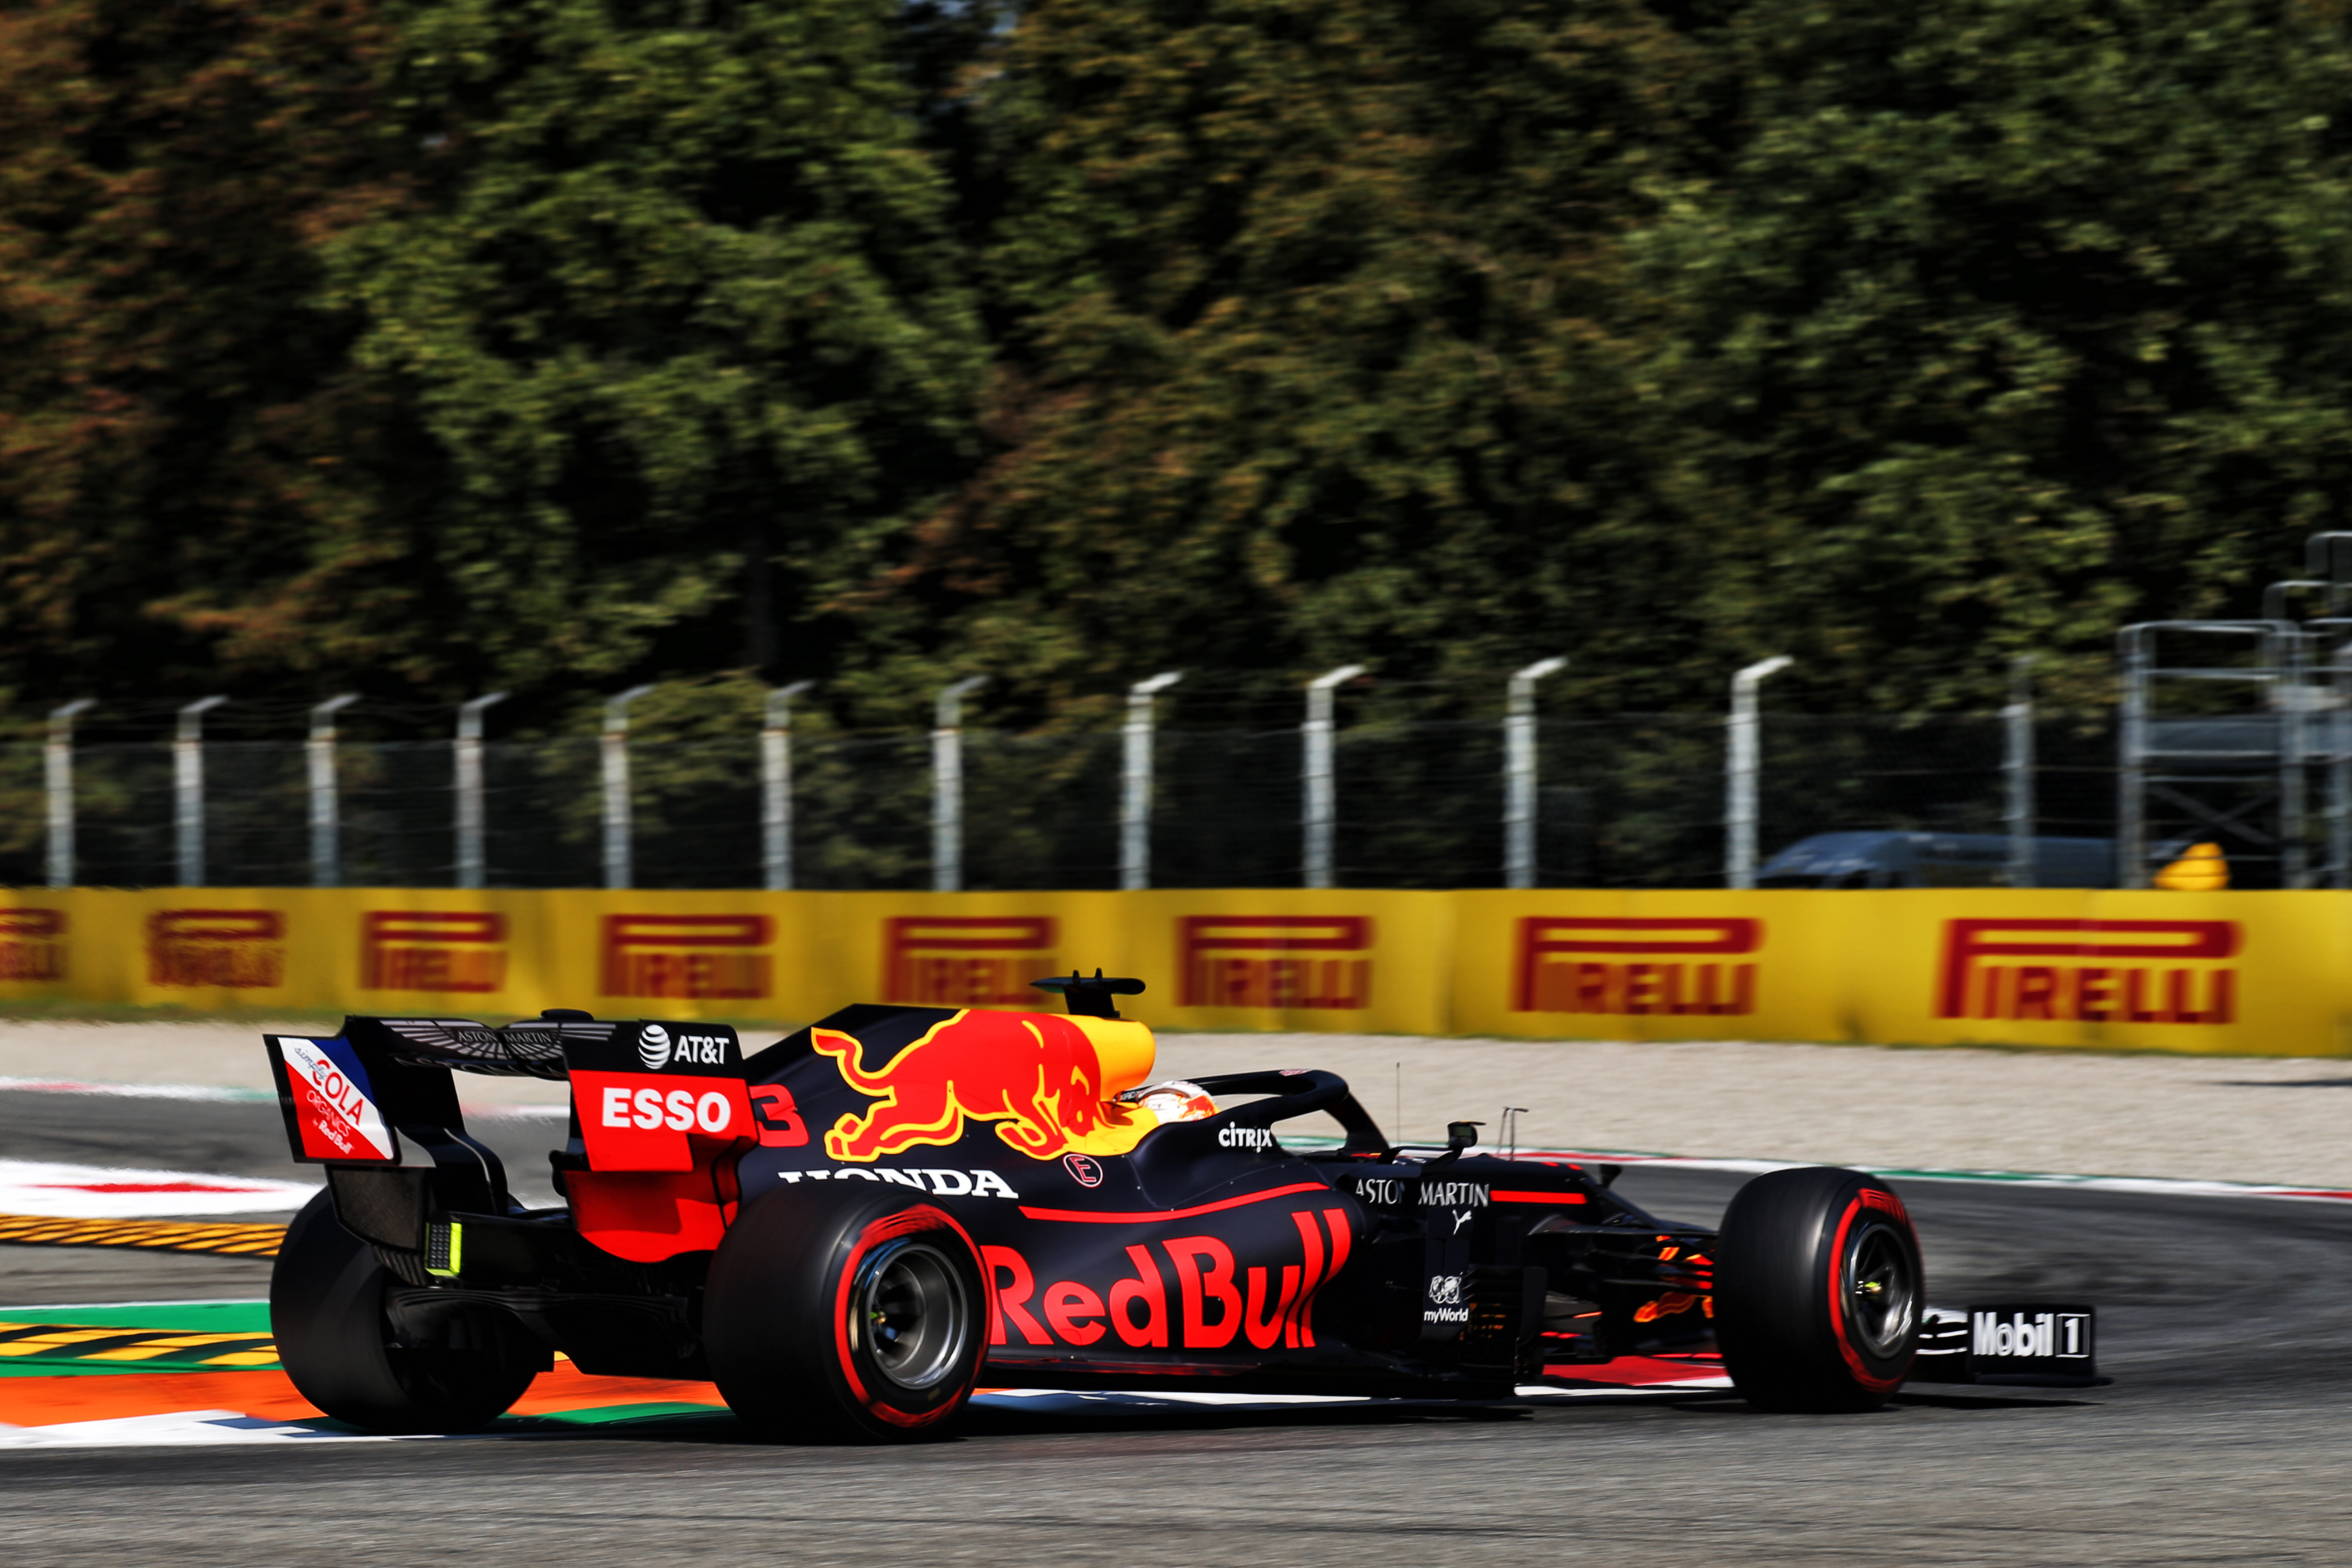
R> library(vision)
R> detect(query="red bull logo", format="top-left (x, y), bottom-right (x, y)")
top-left (0, 908), bottom-right (67, 983)
top-left (817, 1009), bottom-right (1156, 1162)
top-left (881, 916), bottom-right (1058, 1007)
top-left (600, 913), bottom-right (771, 1000)
top-left (983, 1207), bottom-right (1354, 1351)
top-left (1514, 916), bottom-right (1760, 1015)
top-left (1937, 918), bottom-right (2238, 1023)
top-left (1177, 915), bottom-right (1372, 1009)
top-left (360, 911), bottom-right (507, 994)
top-left (147, 909), bottom-right (285, 989)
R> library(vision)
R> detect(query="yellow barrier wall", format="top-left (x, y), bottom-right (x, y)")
top-left (2, 887), bottom-right (2345, 1055)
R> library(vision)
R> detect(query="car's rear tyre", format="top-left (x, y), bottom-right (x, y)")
top-left (705, 1185), bottom-right (986, 1443)
top-left (270, 1191), bottom-right (542, 1433)
top-left (1714, 1166), bottom-right (1922, 1412)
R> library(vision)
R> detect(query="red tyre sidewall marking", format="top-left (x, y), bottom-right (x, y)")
top-left (829, 1203), bottom-right (986, 1429)
top-left (1824, 1191), bottom-right (1904, 1395)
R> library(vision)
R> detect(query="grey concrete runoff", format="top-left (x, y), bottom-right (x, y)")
top-left (10, 1017), bottom-right (2352, 1188)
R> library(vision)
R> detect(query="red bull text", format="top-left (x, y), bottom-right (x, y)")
top-left (983, 1207), bottom-right (1354, 1351)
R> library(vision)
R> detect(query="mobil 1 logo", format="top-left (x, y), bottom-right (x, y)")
top-left (1968, 1303), bottom-right (2096, 1383)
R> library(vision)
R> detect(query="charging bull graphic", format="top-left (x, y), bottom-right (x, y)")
top-left (815, 1008), bottom-right (1160, 1162)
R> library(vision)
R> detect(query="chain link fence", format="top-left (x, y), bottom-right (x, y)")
top-left (0, 712), bottom-right (2130, 891)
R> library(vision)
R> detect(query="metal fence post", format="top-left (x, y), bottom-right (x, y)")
top-left (1303, 664), bottom-right (1367, 889)
top-left (455, 692), bottom-right (507, 890)
top-left (2004, 657), bottom-right (2036, 888)
top-left (308, 695), bottom-right (360, 887)
top-left (1504, 657), bottom-right (1567, 889)
top-left (601, 685), bottom-right (656, 890)
top-left (763, 681), bottom-right (817, 892)
top-left (2333, 642), bottom-right (2352, 889)
top-left (1724, 657), bottom-right (1791, 890)
top-left (1120, 672), bottom-right (1183, 891)
top-left (174, 696), bottom-right (227, 887)
top-left (44, 700), bottom-right (95, 888)
top-left (2116, 630), bottom-right (2147, 888)
top-left (933, 676), bottom-right (989, 892)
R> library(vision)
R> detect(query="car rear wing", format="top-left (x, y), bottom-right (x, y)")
top-left (263, 1014), bottom-right (756, 1178)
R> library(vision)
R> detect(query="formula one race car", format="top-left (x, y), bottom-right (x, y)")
top-left (264, 974), bottom-right (1932, 1439)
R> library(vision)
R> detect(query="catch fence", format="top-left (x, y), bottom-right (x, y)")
top-left (0, 710), bottom-right (2126, 891)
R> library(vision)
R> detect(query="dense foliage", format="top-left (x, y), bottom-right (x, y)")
top-left (7, 0), bottom-right (2352, 728)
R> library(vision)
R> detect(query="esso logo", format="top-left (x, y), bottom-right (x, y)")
top-left (1063, 1153), bottom-right (1104, 1188)
top-left (600, 1085), bottom-right (735, 1134)
top-left (637, 1024), bottom-right (672, 1070)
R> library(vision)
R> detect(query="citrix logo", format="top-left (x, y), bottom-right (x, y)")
top-left (1218, 1125), bottom-right (1277, 1151)
top-left (637, 1024), bottom-right (672, 1070)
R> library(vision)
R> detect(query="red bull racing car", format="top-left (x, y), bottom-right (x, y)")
top-left (264, 974), bottom-right (1948, 1440)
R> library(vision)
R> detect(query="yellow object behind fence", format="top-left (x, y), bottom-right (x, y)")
top-left (2155, 842), bottom-right (2230, 892)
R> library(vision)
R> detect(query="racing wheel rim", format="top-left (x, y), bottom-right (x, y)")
top-left (1842, 1220), bottom-right (1918, 1359)
top-left (853, 1238), bottom-right (972, 1393)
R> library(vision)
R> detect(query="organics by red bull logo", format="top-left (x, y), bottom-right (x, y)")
top-left (1514, 916), bottom-right (1760, 1015)
top-left (881, 916), bottom-right (1058, 1007)
top-left (1937, 919), bottom-right (2238, 1023)
top-left (1177, 915), bottom-right (1373, 1009)
top-left (817, 1009), bottom-right (1155, 1162)
top-left (600, 913), bottom-right (771, 1000)
top-left (0, 908), bottom-right (67, 983)
top-left (147, 909), bottom-right (285, 990)
top-left (360, 911), bottom-right (507, 994)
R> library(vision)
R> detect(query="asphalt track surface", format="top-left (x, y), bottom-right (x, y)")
top-left (5, 1088), bottom-right (2352, 1565)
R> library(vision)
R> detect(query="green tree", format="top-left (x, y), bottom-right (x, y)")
top-left (1627, 0), bottom-right (2352, 710)
top-left (871, 0), bottom-right (1721, 720)
top-left (277, 0), bottom-right (990, 699)
top-left (0, 0), bottom-right (401, 700)
top-left (878, 0), bottom-right (2352, 718)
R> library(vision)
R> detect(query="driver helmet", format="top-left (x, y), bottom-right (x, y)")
top-left (1126, 1079), bottom-right (1217, 1124)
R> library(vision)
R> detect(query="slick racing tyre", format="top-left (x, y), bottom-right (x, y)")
top-left (1714, 1166), bottom-right (1922, 1413)
top-left (271, 1191), bottom-right (543, 1433)
top-left (706, 1186), bottom-right (986, 1443)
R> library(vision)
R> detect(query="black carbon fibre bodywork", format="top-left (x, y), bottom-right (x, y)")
top-left (275, 999), bottom-right (1728, 1394)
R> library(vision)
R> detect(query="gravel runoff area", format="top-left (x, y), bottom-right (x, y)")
top-left (2, 1019), bottom-right (2347, 1189)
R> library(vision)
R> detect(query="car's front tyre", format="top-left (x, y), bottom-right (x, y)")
top-left (1714, 1166), bottom-right (1922, 1412)
top-left (705, 1185), bottom-right (986, 1442)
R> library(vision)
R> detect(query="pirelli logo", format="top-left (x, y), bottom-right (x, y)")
top-left (600, 913), bottom-right (772, 1000)
top-left (360, 911), bottom-right (508, 994)
top-left (1514, 916), bottom-right (1760, 1016)
top-left (0, 908), bottom-right (68, 983)
top-left (881, 916), bottom-right (1058, 1007)
top-left (147, 909), bottom-right (285, 990)
top-left (1177, 915), bottom-right (1373, 1009)
top-left (1937, 919), bottom-right (2238, 1024)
